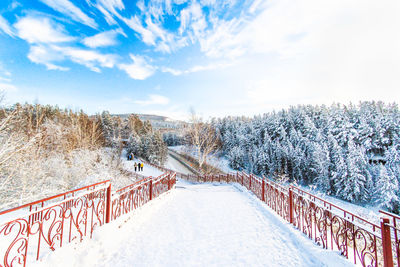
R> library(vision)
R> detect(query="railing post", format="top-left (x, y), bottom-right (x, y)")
top-left (241, 173), bottom-right (244, 185)
top-left (249, 174), bottom-right (252, 190)
top-left (149, 180), bottom-right (153, 201)
top-left (105, 182), bottom-right (111, 224)
top-left (289, 187), bottom-right (294, 224)
top-left (381, 218), bottom-right (394, 267)
top-left (262, 179), bottom-right (265, 202)
top-left (168, 173), bottom-right (171, 190)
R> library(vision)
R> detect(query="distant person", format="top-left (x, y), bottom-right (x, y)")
top-left (130, 153), bottom-right (134, 161)
top-left (134, 162), bottom-right (138, 172)
top-left (140, 163), bottom-right (144, 171)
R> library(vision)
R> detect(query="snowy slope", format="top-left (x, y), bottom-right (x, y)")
top-left (33, 180), bottom-right (353, 267)
top-left (169, 145), bottom-right (235, 173)
top-left (165, 153), bottom-right (194, 175)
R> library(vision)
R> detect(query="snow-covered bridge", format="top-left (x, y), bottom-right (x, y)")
top-left (31, 158), bottom-right (352, 267)
top-left (2, 154), bottom-right (397, 267)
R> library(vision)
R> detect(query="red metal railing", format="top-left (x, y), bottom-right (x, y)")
top-left (290, 186), bottom-right (382, 266)
top-left (114, 159), bottom-right (400, 266)
top-left (0, 180), bottom-right (110, 267)
top-left (164, 169), bottom-right (396, 267)
top-left (110, 173), bottom-right (176, 222)
top-left (0, 172), bottom-right (176, 267)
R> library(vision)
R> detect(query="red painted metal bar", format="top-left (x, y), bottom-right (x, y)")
top-left (380, 210), bottom-right (400, 266)
top-left (381, 218), bottom-right (394, 267)
top-left (261, 179), bottom-right (265, 202)
top-left (289, 187), bottom-right (293, 224)
top-left (0, 180), bottom-right (110, 216)
top-left (105, 183), bottom-right (112, 224)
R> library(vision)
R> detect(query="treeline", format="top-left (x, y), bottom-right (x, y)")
top-left (100, 112), bottom-right (167, 165)
top-left (163, 132), bottom-right (185, 146)
top-left (214, 102), bottom-right (400, 212)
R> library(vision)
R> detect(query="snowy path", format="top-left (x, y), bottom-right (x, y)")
top-left (35, 180), bottom-right (352, 267)
top-left (165, 153), bottom-right (194, 175)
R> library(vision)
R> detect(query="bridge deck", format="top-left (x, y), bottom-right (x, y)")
top-left (34, 179), bottom-right (353, 267)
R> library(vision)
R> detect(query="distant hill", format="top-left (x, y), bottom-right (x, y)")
top-left (111, 113), bottom-right (187, 131)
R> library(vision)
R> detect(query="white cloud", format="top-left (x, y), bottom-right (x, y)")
top-left (27, 44), bottom-right (116, 72)
top-left (89, 0), bottom-right (125, 25)
top-left (39, 0), bottom-right (97, 28)
top-left (27, 45), bottom-right (69, 70)
top-left (96, 4), bottom-right (117, 25)
top-left (148, 20), bottom-right (186, 53)
top-left (97, 0), bottom-right (125, 17)
top-left (122, 14), bottom-right (187, 53)
top-left (118, 54), bottom-right (155, 80)
top-left (133, 94), bottom-right (170, 106)
top-left (122, 16), bottom-right (156, 46)
top-left (162, 67), bottom-right (183, 76)
top-left (82, 29), bottom-right (121, 48)
top-left (179, 1), bottom-right (206, 42)
top-left (15, 15), bottom-right (118, 73)
top-left (58, 46), bottom-right (117, 72)
top-left (0, 15), bottom-right (15, 37)
top-left (199, 17), bottom-right (245, 59)
top-left (15, 16), bottom-right (75, 44)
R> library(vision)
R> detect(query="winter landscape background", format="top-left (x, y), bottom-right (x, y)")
top-left (1, 0), bottom-right (400, 266)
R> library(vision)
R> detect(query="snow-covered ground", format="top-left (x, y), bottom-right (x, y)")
top-left (164, 153), bottom-right (193, 175)
top-left (33, 179), bottom-right (352, 267)
top-left (122, 158), bottom-right (164, 178)
top-left (169, 145), bottom-right (235, 173)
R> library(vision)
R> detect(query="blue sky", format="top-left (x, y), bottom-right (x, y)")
top-left (0, 0), bottom-right (399, 120)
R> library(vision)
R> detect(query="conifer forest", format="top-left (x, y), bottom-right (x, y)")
top-left (214, 101), bottom-right (400, 212)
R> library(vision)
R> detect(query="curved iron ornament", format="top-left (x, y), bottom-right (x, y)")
top-left (291, 190), bottom-right (380, 267)
top-left (1, 184), bottom-right (108, 266)
top-left (0, 219), bottom-right (29, 267)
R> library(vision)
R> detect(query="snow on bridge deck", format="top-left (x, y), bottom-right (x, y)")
top-left (33, 179), bottom-right (353, 267)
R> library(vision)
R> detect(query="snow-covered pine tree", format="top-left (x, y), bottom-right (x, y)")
top-left (228, 146), bottom-right (245, 170)
top-left (374, 165), bottom-right (399, 211)
top-left (340, 138), bottom-right (366, 202)
top-left (328, 134), bottom-right (347, 196)
top-left (311, 142), bottom-right (331, 192)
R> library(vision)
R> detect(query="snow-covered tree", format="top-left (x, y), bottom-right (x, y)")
top-left (213, 101), bottom-right (399, 208)
top-left (374, 165), bottom-right (399, 211)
